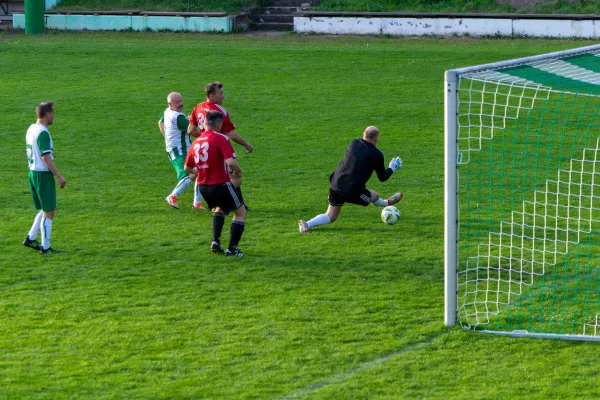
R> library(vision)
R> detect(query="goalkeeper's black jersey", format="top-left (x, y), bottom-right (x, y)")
top-left (329, 138), bottom-right (393, 195)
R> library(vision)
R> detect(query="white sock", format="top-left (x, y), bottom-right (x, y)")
top-left (28, 211), bottom-right (43, 240)
top-left (307, 214), bottom-right (331, 229)
top-left (171, 176), bottom-right (192, 197)
top-left (193, 181), bottom-right (203, 205)
top-left (372, 198), bottom-right (388, 207)
top-left (41, 218), bottom-right (53, 250)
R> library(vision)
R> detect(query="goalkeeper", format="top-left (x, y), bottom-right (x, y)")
top-left (299, 126), bottom-right (403, 233)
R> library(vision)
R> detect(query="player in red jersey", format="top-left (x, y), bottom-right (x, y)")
top-left (185, 111), bottom-right (247, 257)
top-left (188, 82), bottom-right (253, 209)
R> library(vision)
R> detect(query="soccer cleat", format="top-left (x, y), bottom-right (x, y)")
top-left (23, 236), bottom-right (41, 250)
top-left (298, 220), bottom-right (310, 233)
top-left (211, 241), bottom-right (225, 254)
top-left (40, 247), bottom-right (60, 255)
top-left (166, 195), bottom-right (179, 209)
top-left (225, 246), bottom-right (245, 257)
top-left (192, 203), bottom-right (208, 211)
top-left (387, 192), bottom-right (403, 206)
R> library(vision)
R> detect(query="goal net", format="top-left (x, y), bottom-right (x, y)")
top-left (445, 44), bottom-right (600, 340)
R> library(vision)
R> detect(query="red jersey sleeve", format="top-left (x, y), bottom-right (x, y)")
top-left (189, 105), bottom-right (200, 127)
top-left (185, 141), bottom-right (197, 169)
top-left (220, 136), bottom-right (236, 160)
top-left (221, 113), bottom-right (236, 135)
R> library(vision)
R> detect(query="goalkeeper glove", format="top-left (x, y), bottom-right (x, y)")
top-left (388, 157), bottom-right (402, 171)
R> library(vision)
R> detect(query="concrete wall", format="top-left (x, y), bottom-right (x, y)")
top-left (294, 16), bottom-right (600, 38)
top-left (13, 13), bottom-right (233, 32)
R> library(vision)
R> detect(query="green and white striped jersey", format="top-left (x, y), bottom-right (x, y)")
top-left (162, 107), bottom-right (190, 157)
top-left (26, 123), bottom-right (53, 172)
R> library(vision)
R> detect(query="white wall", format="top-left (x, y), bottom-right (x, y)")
top-left (295, 16), bottom-right (600, 38)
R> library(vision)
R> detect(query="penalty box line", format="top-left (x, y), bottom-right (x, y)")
top-left (279, 332), bottom-right (443, 399)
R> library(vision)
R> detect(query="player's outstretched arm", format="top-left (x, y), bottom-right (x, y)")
top-left (228, 130), bottom-right (253, 153)
top-left (42, 153), bottom-right (66, 188)
top-left (375, 155), bottom-right (396, 183)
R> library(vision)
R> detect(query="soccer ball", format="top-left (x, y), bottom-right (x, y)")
top-left (381, 206), bottom-right (401, 225)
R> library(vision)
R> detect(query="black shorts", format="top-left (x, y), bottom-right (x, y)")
top-left (328, 187), bottom-right (371, 207)
top-left (199, 182), bottom-right (244, 213)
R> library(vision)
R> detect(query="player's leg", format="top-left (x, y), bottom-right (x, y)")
top-left (193, 181), bottom-right (206, 210)
top-left (33, 171), bottom-right (59, 254)
top-left (211, 206), bottom-right (226, 254)
top-left (199, 184), bottom-right (224, 253)
top-left (39, 210), bottom-right (57, 255)
top-left (24, 172), bottom-right (44, 250)
top-left (224, 182), bottom-right (246, 257)
top-left (370, 190), bottom-right (403, 207)
top-left (166, 155), bottom-right (197, 210)
top-left (40, 208), bottom-right (57, 253)
top-left (230, 173), bottom-right (252, 212)
top-left (170, 156), bottom-right (193, 196)
top-left (299, 189), bottom-right (343, 233)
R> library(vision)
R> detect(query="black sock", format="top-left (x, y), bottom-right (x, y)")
top-left (213, 212), bottom-right (225, 244)
top-left (229, 221), bottom-right (245, 249)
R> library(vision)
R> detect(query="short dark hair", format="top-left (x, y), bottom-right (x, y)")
top-left (205, 110), bottom-right (224, 127)
top-left (205, 82), bottom-right (223, 98)
top-left (36, 102), bottom-right (54, 119)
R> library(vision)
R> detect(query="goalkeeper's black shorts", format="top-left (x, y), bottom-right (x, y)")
top-left (328, 187), bottom-right (371, 207)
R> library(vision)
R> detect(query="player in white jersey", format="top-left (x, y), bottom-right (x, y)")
top-left (158, 92), bottom-right (206, 210)
top-left (24, 102), bottom-right (67, 254)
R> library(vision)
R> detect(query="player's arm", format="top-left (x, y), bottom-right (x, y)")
top-left (184, 145), bottom-right (198, 180)
top-left (176, 114), bottom-right (193, 137)
top-left (158, 115), bottom-right (165, 136)
top-left (226, 157), bottom-right (242, 177)
top-left (188, 125), bottom-right (200, 138)
top-left (187, 111), bottom-right (201, 138)
top-left (375, 153), bottom-right (395, 183)
top-left (41, 153), bottom-right (66, 188)
top-left (227, 129), bottom-right (253, 153)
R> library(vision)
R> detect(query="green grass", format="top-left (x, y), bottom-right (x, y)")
top-left (1, 32), bottom-right (599, 398)
top-left (52, 0), bottom-right (600, 14)
top-left (317, 0), bottom-right (600, 14)
top-left (54, 0), bottom-right (255, 13)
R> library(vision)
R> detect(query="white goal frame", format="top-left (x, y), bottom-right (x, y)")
top-left (444, 44), bottom-right (600, 340)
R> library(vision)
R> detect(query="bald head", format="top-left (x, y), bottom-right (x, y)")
top-left (363, 126), bottom-right (380, 143)
top-left (167, 92), bottom-right (183, 112)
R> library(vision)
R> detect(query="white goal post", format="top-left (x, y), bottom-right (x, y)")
top-left (445, 44), bottom-right (600, 340)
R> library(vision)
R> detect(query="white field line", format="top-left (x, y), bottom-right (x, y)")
top-left (279, 334), bottom-right (441, 399)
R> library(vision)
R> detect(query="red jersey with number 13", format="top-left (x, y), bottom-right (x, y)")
top-left (189, 102), bottom-right (236, 135)
top-left (185, 130), bottom-right (236, 185)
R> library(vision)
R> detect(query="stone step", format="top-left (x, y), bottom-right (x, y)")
top-left (270, 0), bottom-right (320, 6)
top-left (250, 14), bottom-right (294, 23)
top-left (249, 21), bottom-right (294, 31)
top-left (0, 18), bottom-right (12, 30)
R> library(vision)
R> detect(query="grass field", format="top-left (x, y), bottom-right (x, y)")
top-left (53, 0), bottom-right (600, 14)
top-left (1, 32), bottom-right (600, 398)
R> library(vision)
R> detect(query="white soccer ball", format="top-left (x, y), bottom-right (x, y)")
top-left (381, 206), bottom-right (401, 225)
